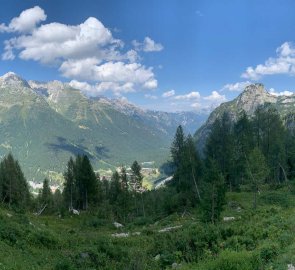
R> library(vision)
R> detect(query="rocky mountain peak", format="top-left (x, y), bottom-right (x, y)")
top-left (0, 72), bottom-right (30, 88)
top-left (236, 83), bottom-right (276, 115)
top-left (243, 83), bottom-right (266, 94)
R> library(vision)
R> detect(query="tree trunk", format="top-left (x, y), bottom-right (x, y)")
top-left (85, 189), bottom-right (88, 210)
top-left (141, 193), bottom-right (145, 218)
top-left (189, 153), bottom-right (201, 202)
top-left (211, 184), bottom-right (215, 224)
top-left (253, 187), bottom-right (257, 209)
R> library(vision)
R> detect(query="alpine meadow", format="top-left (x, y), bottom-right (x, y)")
top-left (1, 1), bottom-right (295, 270)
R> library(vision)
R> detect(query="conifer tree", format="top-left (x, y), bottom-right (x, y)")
top-left (176, 135), bottom-right (203, 204)
top-left (246, 147), bottom-right (269, 209)
top-left (201, 159), bottom-right (226, 224)
top-left (63, 155), bottom-right (99, 211)
top-left (40, 178), bottom-right (53, 209)
top-left (205, 112), bottom-right (234, 190)
top-left (171, 125), bottom-right (186, 168)
top-left (109, 171), bottom-right (121, 204)
top-left (131, 161), bottom-right (145, 217)
top-left (0, 153), bottom-right (30, 208)
top-left (63, 157), bottom-right (75, 210)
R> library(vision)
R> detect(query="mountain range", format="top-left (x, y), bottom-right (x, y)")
top-left (0, 72), bottom-right (205, 184)
top-left (195, 83), bottom-right (295, 150)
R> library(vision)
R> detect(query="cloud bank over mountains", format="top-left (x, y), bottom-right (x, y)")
top-left (0, 6), bottom-right (161, 97)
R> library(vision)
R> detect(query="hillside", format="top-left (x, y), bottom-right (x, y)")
top-left (0, 72), bottom-right (205, 183)
top-left (195, 83), bottom-right (295, 150)
top-left (0, 188), bottom-right (294, 270)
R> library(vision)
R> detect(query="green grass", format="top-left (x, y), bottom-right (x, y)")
top-left (1, 188), bottom-right (295, 269)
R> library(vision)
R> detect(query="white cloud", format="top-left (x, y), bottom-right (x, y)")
top-left (69, 80), bottom-right (135, 96)
top-left (222, 81), bottom-right (251, 92)
top-left (269, 88), bottom-right (294, 97)
top-left (162, 90), bottom-right (175, 98)
top-left (143, 79), bottom-right (157, 89)
top-left (61, 60), bottom-right (156, 87)
top-left (174, 91), bottom-right (200, 100)
top-left (6, 17), bottom-right (117, 64)
top-left (0, 6), bottom-right (46, 33)
top-left (1, 7), bottom-right (159, 95)
top-left (191, 102), bottom-right (201, 109)
top-left (144, 94), bottom-right (158, 100)
top-left (132, 37), bottom-right (163, 52)
top-left (204, 91), bottom-right (226, 102)
top-left (242, 42), bottom-right (295, 80)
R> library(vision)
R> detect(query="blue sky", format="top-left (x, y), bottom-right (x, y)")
top-left (1, 0), bottom-right (295, 112)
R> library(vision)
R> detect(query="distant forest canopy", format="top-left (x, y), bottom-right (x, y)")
top-left (0, 103), bottom-right (294, 224)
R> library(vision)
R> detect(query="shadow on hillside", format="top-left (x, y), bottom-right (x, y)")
top-left (46, 137), bottom-right (94, 159)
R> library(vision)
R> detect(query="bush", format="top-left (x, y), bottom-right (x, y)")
top-left (259, 192), bottom-right (291, 208)
top-left (28, 230), bottom-right (59, 248)
top-left (54, 259), bottom-right (73, 270)
top-left (197, 250), bottom-right (261, 270)
top-left (259, 242), bottom-right (279, 263)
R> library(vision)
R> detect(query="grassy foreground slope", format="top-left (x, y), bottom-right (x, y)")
top-left (1, 188), bottom-right (295, 269)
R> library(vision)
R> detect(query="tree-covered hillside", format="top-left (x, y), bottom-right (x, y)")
top-left (0, 101), bottom-right (294, 269)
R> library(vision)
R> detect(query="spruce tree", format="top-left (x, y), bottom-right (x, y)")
top-left (39, 178), bottom-right (53, 211)
top-left (171, 125), bottom-right (186, 168)
top-left (131, 161), bottom-right (145, 217)
top-left (0, 153), bottom-right (30, 208)
top-left (246, 147), bottom-right (269, 209)
top-left (201, 159), bottom-right (226, 224)
top-left (63, 157), bottom-right (76, 210)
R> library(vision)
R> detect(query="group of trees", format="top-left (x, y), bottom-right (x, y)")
top-left (0, 153), bottom-right (30, 208)
top-left (169, 125), bottom-right (226, 223)
top-left (62, 156), bottom-right (146, 221)
top-left (63, 155), bottom-right (99, 211)
top-left (168, 104), bottom-right (295, 221)
top-left (1, 103), bottom-right (293, 225)
top-left (205, 105), bottom-right (295, 205)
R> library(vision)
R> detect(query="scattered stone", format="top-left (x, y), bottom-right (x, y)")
top-left (158, 225), bottom-right (182, 233)
top-left (132, 232), bottom-right (141, 236)
top-left (154, 254), bottom-right (161, 261)
top-left (80, 252), bottom-right (89, 259)
top-left (113, 221), bottom-right (124, 229)
top-left (288, 264), bottom-right (295, 270)
top-left (111, 232), bottom-right (129, 238)
top-left (72, 209), bottom-right (79, 215)
top-left (29, 221), bottom-right (35, 227)
top-left (223, 216), bottom-right (235, 222)
top-left (172, 262), bottom-right (182, 269)
top-left (6, 213), bottom-right (12, 218)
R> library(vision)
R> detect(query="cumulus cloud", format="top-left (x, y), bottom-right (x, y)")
top-left (0, 6), bottom-right (46, 33)
top-left (222, 81), bottom-right (251, 92)
top-left (242, 42), bottom-right (295, 80)
top-left (132, 37), bottom-right (163, 52)
top-left (0, 6), bottom-right (160, 95)
top-left (162, 90), bottom-right (175, 98)
top-left (191, 102), bottom-right (201, 109)
top-left (60, 60), bottom-right (156, 87)
top-left (5, 17), bottom-right (118, 64)
top-left (69, 80), bottom-right (135, 96)
top-left (203, 91), bottom-right (226, 102)
top-left (268, 88), bottom-right (294, 97)
top-left (174, 91), bottom-right (200, 100)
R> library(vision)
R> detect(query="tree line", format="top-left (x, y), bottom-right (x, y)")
top-left (1, 103), bottom-right (294, 224)
top-left (168, 103), bottom-right (295, 222)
